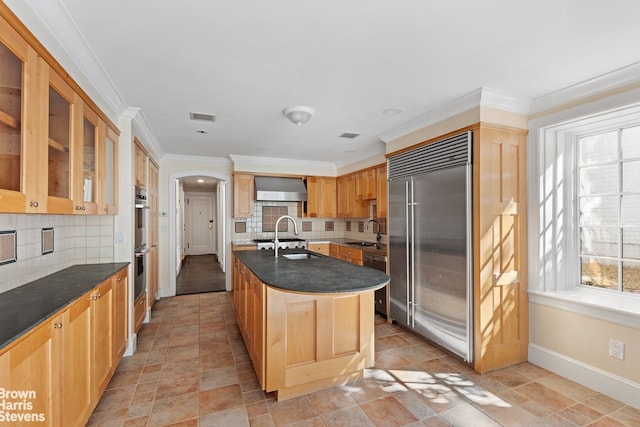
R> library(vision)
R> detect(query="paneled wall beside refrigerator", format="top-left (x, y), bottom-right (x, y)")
top-left (387, 125), bottom-right (529, 374)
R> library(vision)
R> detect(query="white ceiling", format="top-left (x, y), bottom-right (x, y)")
top-left (20, 0), bottom-right (640, 166)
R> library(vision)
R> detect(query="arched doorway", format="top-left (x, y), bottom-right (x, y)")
top-left (167, 171), bottom-right (231, 296)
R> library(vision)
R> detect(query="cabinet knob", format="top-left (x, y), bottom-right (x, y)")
top-left (139, 300), bottom-right (144, 305)
top-left (53, 323), bottom-right (62, 329)
top-left (29, 201), bottom-right (39, 208)
top-left (76, 206), bottom-right (82, 210)
top-left (104, 208), bottom-right (109, 213)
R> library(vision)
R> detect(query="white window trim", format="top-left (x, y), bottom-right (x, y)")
top-left (528, 96), bottom-right (640, 329)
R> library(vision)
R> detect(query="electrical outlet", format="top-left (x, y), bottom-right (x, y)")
top-left (609, 339), bottom-right (625, 360)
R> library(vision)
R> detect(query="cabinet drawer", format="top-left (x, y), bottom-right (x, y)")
top-left (338, 245), bottom-right (363, 262)
top-left (308, 243), bottom-right (330, 255)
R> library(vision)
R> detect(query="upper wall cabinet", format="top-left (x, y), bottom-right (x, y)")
top-left (100, 125), bottom-right (118, 215)
top-left (0, 16), bottom-right (40, 212)
top-left (133, 138), bottom-right (147, 189)
top-left (233, 173), bottom-right (254, 218)
top-left (303, 176), bottom-right (336, 218)
top-left (0, 9), bottom-right (119, 215)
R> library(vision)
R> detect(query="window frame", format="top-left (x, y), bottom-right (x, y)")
top-left (528, 101), bottom-right (640, 327)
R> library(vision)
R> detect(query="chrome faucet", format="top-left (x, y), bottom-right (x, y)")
top-left (274, 215), bottom-right (299, 257)
top-left (366, 219), bottom-right (382, 245)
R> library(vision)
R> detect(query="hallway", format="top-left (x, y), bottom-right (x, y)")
top-left (88, 292), bottom-right (640, 426)
top-left (176, 255), bottom-right (226, 295)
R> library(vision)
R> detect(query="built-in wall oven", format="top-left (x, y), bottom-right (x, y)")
top-left (134, 186), bottom-right (150, 299)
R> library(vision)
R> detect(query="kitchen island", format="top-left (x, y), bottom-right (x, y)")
top-left (232, 249), bottom-right (389, 401)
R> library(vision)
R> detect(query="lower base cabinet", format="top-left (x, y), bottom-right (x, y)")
top-left (233, 255), bottom-right (375, 401)
top-left (0, 268), bottom-right (128, 427)
top-left (134, 291), bottom-right (147, 333)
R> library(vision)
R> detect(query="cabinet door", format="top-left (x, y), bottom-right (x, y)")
top-left (305, 176), bottom-right (319, 217)
top-left (91, 279), bottom-right (114, 400)
top-left (0, 18), bottom-right (42, 213)
top-left (356, 170), bottom-right (376, 200)
top-left (148, 246), bottom-right (158, 308)
top-left (376, 164), bottom-right (388, 218)
top-left (71, 103), bottom-right (99, 214)
top-left (233, 173), bottom-right (254, 217)
top-left (45, 63), bottom-right (75, 214)
top-left (99, 124), bottom-right (118, 215)
top-left (133, 138), bottom-right (147, 189)
top-left (0, 321), bottom-right (57, 426)
top-left (59, 295), bottom-right (92, 426)
top-left (336, 175), bottom-right (349, 217)
top-left (319, 177), bottom-right (337, 217)
top-left (134, 291), bottom-right (146, 333)
top-left (112, 269), bottom-right (128, 360)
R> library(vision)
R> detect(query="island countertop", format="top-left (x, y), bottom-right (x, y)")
top-left (233, 249), bottom-right (389, 294)
top-left (0, 263), bottom-right (129, 352)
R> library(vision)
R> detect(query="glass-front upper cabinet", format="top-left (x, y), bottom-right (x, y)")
top-left (74, 104), bottom-right (99, 214)
top-left (46, 68), bottom-right (75, 213)
top-left (0, 17), bottom-right (40, 212)
top-left (99, 122), bottom-right (118, 215)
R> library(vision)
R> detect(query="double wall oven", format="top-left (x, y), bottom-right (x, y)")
top-left (134, 186), bottom-right (150, 299)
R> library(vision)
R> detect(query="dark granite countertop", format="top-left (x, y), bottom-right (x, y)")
top-left (233, 249), bottom-right (389, 294)
top-left (0, 263), bottom-right (129, 352)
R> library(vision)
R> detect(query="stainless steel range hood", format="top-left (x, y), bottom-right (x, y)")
top-left (254, 176), bottom-right (307, 201)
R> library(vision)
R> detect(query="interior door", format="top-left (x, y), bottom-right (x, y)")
top-left (186, 194), bottom-right (214, 255)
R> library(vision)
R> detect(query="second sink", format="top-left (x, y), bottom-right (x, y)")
top-left (281, 253), bottom-right (319, 260)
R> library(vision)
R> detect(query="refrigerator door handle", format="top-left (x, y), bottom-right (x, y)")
top-left (404, 180), bottom-right (411, 326)
top-left (409, 178), bottom-right (416, 328)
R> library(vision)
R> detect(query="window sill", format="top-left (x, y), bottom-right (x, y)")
top-left (528, 286), bottom-right (640, 329)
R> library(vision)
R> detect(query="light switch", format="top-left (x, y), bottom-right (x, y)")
top-left (116, 231), bottom-right (125, 244)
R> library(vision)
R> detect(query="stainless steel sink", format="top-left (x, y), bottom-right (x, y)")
top-left (281, 253), bottom-right (319, 260)
top-left (347, 241), bottom-right (377, 246)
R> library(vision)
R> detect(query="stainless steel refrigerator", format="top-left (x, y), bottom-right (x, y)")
top-left (388, 131), bottom-right (473, 362)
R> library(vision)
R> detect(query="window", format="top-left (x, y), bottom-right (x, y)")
top-left (577, 126), bottom-right (640, 294)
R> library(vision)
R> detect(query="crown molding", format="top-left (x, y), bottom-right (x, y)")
top-left (229, 155), bottom-right (337, 176)
top-left (378, 87), bottom-right (531, 144)
top-left (530, 61), bottom-right (640, 116)
top-left (163, 154), bottom-right (231, 165)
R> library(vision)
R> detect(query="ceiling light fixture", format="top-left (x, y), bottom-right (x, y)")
top-left (283, 106), bottom-right (314, 125)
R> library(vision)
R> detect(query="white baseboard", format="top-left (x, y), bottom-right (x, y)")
top-left (529, 344), bottom-right (640, 409)
top-left (123, 334), bottom-right (137, 357)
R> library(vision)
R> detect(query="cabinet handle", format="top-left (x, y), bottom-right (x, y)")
top-left (139, 300), bottom-right (144, 305)
top-left (30, 201), bottom-right (39, 208)
top-left (53, 323), bottom-right (62, 329)
top-left (104, 208), bottom-right (109, 213)
top-left (91, 293), bottom-right (101, 300)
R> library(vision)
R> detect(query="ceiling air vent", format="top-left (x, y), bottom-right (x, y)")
top-left (339, 132), bottom-right (360, 139)
top-left (189, 111), bottom-right (216, 122)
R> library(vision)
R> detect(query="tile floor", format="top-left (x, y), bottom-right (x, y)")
top-left (176, 255), bottom-right (226, 295)
top-left (88, 292), bottom-right (640, 426)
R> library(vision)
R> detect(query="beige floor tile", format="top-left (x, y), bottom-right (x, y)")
top-left (91, 292), bottom-right (635, 427)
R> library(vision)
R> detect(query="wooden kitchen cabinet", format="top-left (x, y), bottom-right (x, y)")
top-left (0, 267), bottom-right (128, 426)
top-left (308, 242), bottom-right (330, 255)
top-left (356, 168), bottom-right (376, 200)
top-left (305, 176), bottom-right (336, 218)
top-left (0, 318), bottom-right (58, 426)
top-left (0, 16), bottom-right (43, 213)
top-left (99, 124), bottom-right (118, 215)
top-left (58, 294), bottom-right (93, 427)
top-left (134, 291), bottom-right (147, 333)
top-left (337, 174), bottom-right (369, 218)
top-left (375, 164), bottom-right (388, 218)
top-left (233, 255), bottom-right (375, 401)
top-left (0, 9), bottom-right (120, 215)
top-left (338, 245), bottom-right (363, 266)
top-left (133, 138), bottom-right (147, 189)
top-left (233, 173), bottom-right (254, 217)
top-left (147, 159), bottom-right (159, 306)
top-left (330, 244), bottom-right (339, 258)
top-left (71, 105), bottom-right (99, 214)
top-left (91, 278), bottom-right (114, 401)
top-left (112, 268), bottom-right (128, 361)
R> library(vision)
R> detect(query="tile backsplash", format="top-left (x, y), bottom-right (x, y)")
top-left (232, 201), bottom-right (386, 244)
top-left (0, 214), bottom-right (115, 294)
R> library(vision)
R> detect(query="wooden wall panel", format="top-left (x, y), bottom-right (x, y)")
top-left (473, 124), bottom-right (528, 373)
top-left (285, 300), bottom-right (317, 365)
top-left (333, 295), bottom-right (359, 356)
